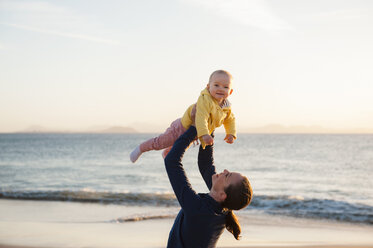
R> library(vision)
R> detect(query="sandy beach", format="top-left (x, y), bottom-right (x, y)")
top-left (1, 199), bottom-right (373, 248)
top-left (2, 246), bottom-right (373, 248)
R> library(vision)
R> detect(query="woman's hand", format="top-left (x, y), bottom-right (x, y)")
top-left (202, 134), bottom-right (214, 146)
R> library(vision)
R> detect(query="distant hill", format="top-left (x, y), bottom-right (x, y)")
top-left (240, 124), bottom-right (373, 134)
top-left (15, 125), bottom-right (138, 134)
top-left (17, 125), bottom-right (66, 133)
top-left (97, 126), bottom-right (138, 133)
top-left (240, 124), bottom-right (332, 134)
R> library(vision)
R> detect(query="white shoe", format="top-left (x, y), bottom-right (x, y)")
top-left (130, 146), bottom-right (142, 163)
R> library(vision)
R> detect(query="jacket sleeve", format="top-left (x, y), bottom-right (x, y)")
top-left (164, 126), bottom-right (201, 213)
top-left (195, 94), bottom-right (211, 138)
top-left (223, 110), bottom-right (236, 138)
top-left (197, 144), bottom-right (216, 190)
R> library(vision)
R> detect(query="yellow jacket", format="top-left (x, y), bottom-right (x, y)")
top-left (181, 88), bottom-right (236, 148)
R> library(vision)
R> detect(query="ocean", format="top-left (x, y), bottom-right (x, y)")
top-left (0, 133), bottom-right (372, 225)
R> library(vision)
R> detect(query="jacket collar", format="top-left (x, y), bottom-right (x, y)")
top-left (201, 193), bottom-right (225, 214)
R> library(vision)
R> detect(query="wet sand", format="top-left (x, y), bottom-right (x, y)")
top-left (1, 199), bottom-right (373, 248)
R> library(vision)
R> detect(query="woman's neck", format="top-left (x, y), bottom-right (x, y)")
top-left (209, 190), bottom-right (224, 203)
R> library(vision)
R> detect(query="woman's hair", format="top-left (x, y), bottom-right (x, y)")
top-left (222, 176), bottom-right (253, 240)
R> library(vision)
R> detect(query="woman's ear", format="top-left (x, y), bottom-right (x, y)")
top-left (219, 191), bottom-right (227, 202)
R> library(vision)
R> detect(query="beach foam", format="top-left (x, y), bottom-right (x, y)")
top-left (1, 190), bottom-right (372, 225)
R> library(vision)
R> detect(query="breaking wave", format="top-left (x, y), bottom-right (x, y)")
top-left (1, 190), bottom-right (372, 225)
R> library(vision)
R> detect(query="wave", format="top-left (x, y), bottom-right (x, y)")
top-left (0, 190), bottom-right (178, 206)
top-left (113, 214), bottom-right (175, 222)
top-left (251, 195), bottom-right (373, 225)
top-left (1, 190), bottom-right (372, 225)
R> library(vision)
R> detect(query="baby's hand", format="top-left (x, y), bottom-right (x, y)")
top-left (224, 134), bottom-right (235, 144)
top-left (202, 135), bottom-right (214, 146)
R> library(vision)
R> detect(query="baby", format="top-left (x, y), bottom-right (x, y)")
top-left (130, 69), bottom-right (236, 163)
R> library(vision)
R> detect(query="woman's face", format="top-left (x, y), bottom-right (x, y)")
top-left (211, 169), bottom-right (243, 195)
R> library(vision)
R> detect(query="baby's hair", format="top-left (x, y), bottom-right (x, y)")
top-left (209, 70), bottom-right (233, 83)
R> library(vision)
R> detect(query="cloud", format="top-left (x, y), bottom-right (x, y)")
top-left (1, 1), bottom-right (68, 14)
top-left (182, 0), bottom-right (292, 30)
top-left (0, 22), bottom-right (120, 45)
top-left (306, 9), bottom-right (369, 21)
top-left (0, 1), bottom-right (120, 45)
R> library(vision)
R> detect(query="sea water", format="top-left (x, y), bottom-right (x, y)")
top-left (0, 133), bottom-right (372, 225)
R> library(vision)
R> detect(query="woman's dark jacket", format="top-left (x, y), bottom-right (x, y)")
top-left (164, 126), bottom-right (226, 248)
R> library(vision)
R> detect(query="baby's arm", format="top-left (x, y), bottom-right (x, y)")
top-left (190, 105), bottom-right (212, 146)
top-left (223, 111), bottom-right (236, 144)
top-left (224, 134), bottom-right (235, 144)
top-left (195, 95), bottom-right (213, 147)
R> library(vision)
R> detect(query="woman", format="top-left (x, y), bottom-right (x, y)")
top-left (164, 126), bottom-right (253, 248)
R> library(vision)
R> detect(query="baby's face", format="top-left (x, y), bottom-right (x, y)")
top-left (207, 73), bottom-right (233, 103)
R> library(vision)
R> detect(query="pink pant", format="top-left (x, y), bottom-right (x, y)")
top-left (139, 118), bottom-right (186, 158)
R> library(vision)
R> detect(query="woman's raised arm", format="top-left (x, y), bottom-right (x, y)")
top-left (197, 143), bottom-right (216, 190)
top-left (164, 126), bottom-right (201, 212)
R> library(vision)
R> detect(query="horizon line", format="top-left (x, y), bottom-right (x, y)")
top-left (1, 124), bottom-right (373, 134)
top-left (1, 132), bottom-right (373, 135)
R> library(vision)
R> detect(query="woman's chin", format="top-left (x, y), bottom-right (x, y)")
top-left (211, 174), bottom-right (216, 183)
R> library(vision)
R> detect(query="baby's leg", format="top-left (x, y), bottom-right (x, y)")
top-left (162, 127), bottom-right (196, 159)
top-left (139, 118), bottom-right (186, 153)
top-left (130, 119), bottom-right (185, 163)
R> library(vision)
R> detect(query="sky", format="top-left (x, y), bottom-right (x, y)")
top-left (0, 0), bottom-right (372, 133)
